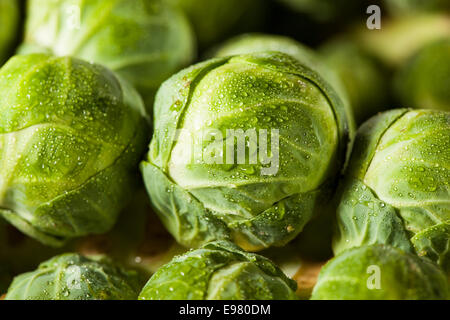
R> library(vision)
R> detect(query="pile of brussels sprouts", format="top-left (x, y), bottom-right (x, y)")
top-left (0, 0), bottom-right (448, 301)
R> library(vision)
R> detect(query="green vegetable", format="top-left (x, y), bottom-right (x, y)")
top-left (395, 39), bottom-right (450, 111)
top-left (0, 0), bottom-right (20, 65)
top-left (320, 40), bottom-right (389, 124)
top-left (384, 0), bottom-right (450, 15)
top-left (0, 54), bottom-right (149, 247)
top-left (20, 0), bottom-right (196, 108)
top-left (214, 33), bottom-right (319, 63)
top-left (5, 253), bottom-right (142, 300)
top-left (139, 241), bottom-right (298, 300)
top-left (141, 52), bottom-right (352, 251)
top-left (355, 13), bottom-right (450, 68)
top-left (167, 0), bottom-right (264, 47)
top-left (311, 245), bottom-right (449, 300)
top-left (333, 109), bottom-right (450, 275)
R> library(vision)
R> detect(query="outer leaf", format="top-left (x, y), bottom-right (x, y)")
top-left (412, 222), bottom-right (450, 275)
top-left (333, 179), bottom-right (414, 255)
top-left (141, 161), bottom-right (230, 248)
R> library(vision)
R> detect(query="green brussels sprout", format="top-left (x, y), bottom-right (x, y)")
top-left (0, 0), bottom-right (20, 65)
top-left (141, 52), bottom-right (352, 251)
top-left (0, 54), bottom-right (149, 247)
top-left (311, 245), bottom-right (449, 300)
top-left (167, 0), bottom-right (264, 47)
top-left (20, 0), bottom-right (196, 108)
top-left (395, 39), bottom-right (450, 111)
top-left (214, 33), bottom-right (319, 63)
top-left (213, 34), bottom-right (355, 134)
top-left (355, 13), bottom-right (450, 68)
top-left (138, 241), bottom-right (298, 300)
top-left (320, 40), bottom-right (389, 125)
top-left (333, 109), bottom-right (450, 275)
top-left (384, 0), bottom-right (450, 16)
top-left (4, 253), bottom-right (143, 300)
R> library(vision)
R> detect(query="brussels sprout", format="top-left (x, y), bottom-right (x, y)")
top-left (213, 34), bottom-right (355, 133)
top-left (333, 109), bottom-right (450, 275)
top-left (4, 253), bottom-right (143, 300)
top-left (214, 33), bottom-right (319, 63)
top-left (20, 0), bottom-right (196, 108)
top-left (355, 13), bottom-right (450, 68)
top-left (320, 40), bottom-right (389, 124)
top-left (0, 0), bottom-right (20, 65)
top-left (395, 39), bottom-right (450, 111)
top-left (0, 54), bottom-right (149, 247)
top-left (311, 245), bottom-right (449, 300)
top-left (167, 0), bottom-right (264, 47)
top-left (141, 52), bottom-right (352, 251)
top-left (139, 241), bottom-right (298, 300)
top-left (384, 0), bottom-right (450, 15)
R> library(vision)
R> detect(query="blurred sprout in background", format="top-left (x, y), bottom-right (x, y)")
top-left (332, 11), bottom-right (450, 121)
top-left (19, 0), bottom-right (196, 108)
top-left (395, 39), bottom-right (450, 111)
top-left (167, 0), bottom-right (266, 49)
top-left (0, 54), bottom-right (149, 247)
top-left (213, 33), bottom-right (320, 63)
top-left (354, 13), bottom-right (450, 68)
top-left (384, 0), bottom-right (450, 16)
top-left (320, 39), bottom-right (389, 124)
top-left (0, 0), bottom-right (20, 65)
top-left (277, 0), bottom-right (363, 23)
